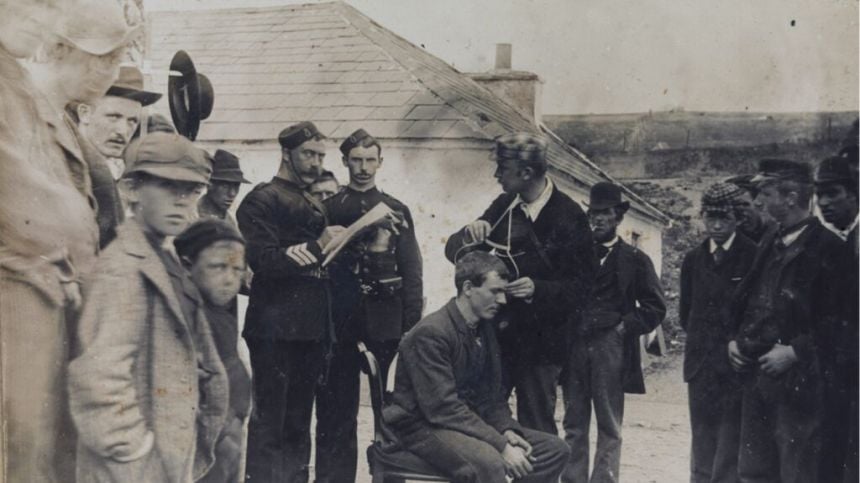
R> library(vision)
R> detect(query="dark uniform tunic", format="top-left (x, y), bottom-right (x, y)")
top-left (315, 186), bottom-right (423, 483)
top-left (445, 184), bottom-right (595, 434)
top-left (236, 176), bottom-right (331, 483)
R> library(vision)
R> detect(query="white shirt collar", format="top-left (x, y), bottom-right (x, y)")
top-left (602, 236), bottom-right (619, 249)
top-left (825, 216), bottom-right (859, 242)
top-left (516, 178), bottom-right (553, 221)
top-left (781, 224), bottom-right (809, 247)
top-left (709, 232), bottom-right (736, 254)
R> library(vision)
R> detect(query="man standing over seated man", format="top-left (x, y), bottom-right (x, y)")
top-left (384, 251), bottom-right (570, 482)
top-left (445, 132), bottom-right (594, 433)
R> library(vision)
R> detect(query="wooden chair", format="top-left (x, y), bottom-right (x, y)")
top-left (357, 342), bottom-right (448, 483)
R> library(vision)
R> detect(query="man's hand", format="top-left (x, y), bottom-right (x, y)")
top-left (61, 281), bottom-right (83, 311)
top-left (758, 343), bottom-right (798, 376)
top-left (464, 220), bottom-right (492, 244)
top-left (505, 277), bottom-right (535, 299)
top-left (728, 340), bottom-right (753, 372)
top-left (501, 443), bottom-right (533, 479)
top-left (504, 430), bottom-right (533, 457)
top-left (317, 225), bottom-right (346, 251)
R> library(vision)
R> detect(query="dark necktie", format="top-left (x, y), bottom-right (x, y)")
top-left (713, 245), bottom-right (726, 265)
top-left (595, 244), bottom-right (610, 262)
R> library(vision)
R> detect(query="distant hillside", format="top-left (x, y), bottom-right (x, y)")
top-left (545, 111), bottom-right (858, 154)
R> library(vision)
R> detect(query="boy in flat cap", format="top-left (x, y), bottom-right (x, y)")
top-left (236, 121), bottom-right (346, 482)
top-left (814, 153), bottom-right (859, 483)
top-left (561, 182), bottom-right (665, 483)
top-left (725, 174), bottom-right (778, 244)
top-left (68, 132), bottom-right (229, 483)
top-left (71, 65), bottom-right (163, 248)
top-left (0, 0), bottom-right (134, 479)
top-left (175, 219), bottom-right (252, 483)
top-left (198, 148), bottom-right (251, 228)
top-left (729, 159), bottom-right (851, 483)
top-left (680, 182), bottom-right (756, 483)
top-left (314, 128), bottom-right (424, 482)
top-left (445, 132), bottom-right (595, 434)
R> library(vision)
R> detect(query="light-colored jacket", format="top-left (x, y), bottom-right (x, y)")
top-left (69, 221), bottom-right (229, 482)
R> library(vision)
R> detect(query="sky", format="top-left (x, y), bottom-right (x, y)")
top-left (144, 0), bottom-right (859, 115)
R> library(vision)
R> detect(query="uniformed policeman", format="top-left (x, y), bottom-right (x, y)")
top-left (236, 121), bottom-right (345, 483)
top-left (315, 128), bottom-right (423, 483)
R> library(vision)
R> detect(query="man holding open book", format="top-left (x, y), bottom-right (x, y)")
top-left (316, 128), bottom-right (424, 483)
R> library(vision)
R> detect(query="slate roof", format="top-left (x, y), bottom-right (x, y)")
top-left (147, 2), bottom-right (669, 224)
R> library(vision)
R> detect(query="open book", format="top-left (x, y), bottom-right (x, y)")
top-left (321, 201), bottom-right (395, 267)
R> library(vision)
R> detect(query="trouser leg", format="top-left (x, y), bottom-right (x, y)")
top-left (517, 427), bottom-right (571, 483)
top-left (773, 398), bottom-right (821, 483)
top-left (588, 328), bottom-right (625, 483)
top-left (282, 342), bottom-right (325, 483)
top-left (561, 336), bottom-right (593, 483)
top-left (0, 277), bottom-right (76, 483)
top-left (515, 363), bottom-right (562, 434)
top-left (314, 342), bottom-right (361, 483)
top-left (365, 339), bottom-right (399, 391)
top-left (245, 337), bottom-right (290, 482)
top-left (397, 426), bottom-right (507, 483)
top-left (737, 381), bottom-right (779, 483)
top-left (710, 392), bottom-right (742, 483)
top-left (688, 380), bottom-right (719, 483)
top-left (198, 415), bottom-right (245, 483)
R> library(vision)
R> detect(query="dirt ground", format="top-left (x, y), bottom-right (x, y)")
top-left (306, 350), bottom-right (692, 483)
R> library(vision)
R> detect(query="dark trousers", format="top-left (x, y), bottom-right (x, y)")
top-left (819, 370), bottom-right (856, 482)
top-left (515, 363), bottom-right (563, 435)
top-left (314, 339), bottom-right (398, 483)
top-left (561, 327), bottom-right (625, 483)
top-left (244, 339), bottom-right (325, 483)
top-left (399, 425), bottom-right (570, 483)
top-left (688, 377), bottom-right (742, 483)
top-left (737, 372), bottom-right (822, 483)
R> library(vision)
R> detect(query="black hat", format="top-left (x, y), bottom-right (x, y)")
top-left (278, 121), bottom-right (325, 150)
top-left (106, 65), bottom-right (162, 107)
top-left (211, 149), bottom-right (250, 184)
top-left (174, 218), bottom-right (245, 262)
top-left (587, 182), bottom-right (630, 213)
top-left (339, 128), bottom-right (374, 156)
top-left (168, 50), bottom-right (214, 141)
top-left (752, 159), bottom-right (811, 185)
top-left (815, 155), bottom-right (857, 186)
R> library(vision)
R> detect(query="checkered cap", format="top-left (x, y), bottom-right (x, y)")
top-left (492, 132), bottom-right (548, 163)
top-left (701, 182), bottom-right (743, 214)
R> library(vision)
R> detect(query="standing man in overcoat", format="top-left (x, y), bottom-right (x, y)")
top-left (561, 182), bottom-right (666, 483)
top-left (445, 132), bottom-right (594, 434)
top-left (236, 121), bottom-right (345, 482)
top-left (680, 182), bottom-right (757, 483)
top-left (316, 128), bottom-right (423, 482)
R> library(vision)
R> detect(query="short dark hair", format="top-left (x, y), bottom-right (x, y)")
top-left (346, 135), bottom-right (382, 158)
top-left (454, 251), bottom-right (510, 294)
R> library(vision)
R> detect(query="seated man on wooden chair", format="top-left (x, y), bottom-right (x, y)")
top-left (382, 251), bottom-right (569, 482)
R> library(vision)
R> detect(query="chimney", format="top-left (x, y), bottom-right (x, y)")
top-left (469, 44), bottom-right (543, 125)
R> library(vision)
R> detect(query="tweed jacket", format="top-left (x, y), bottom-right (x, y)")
top-left (384, 299), bottom-right (523, 452)
top-left (444, 184), bottom-right (595, 365)
top-left (68, 221), bottom-right (229, 483)
top-left (680, 234), bottom-right (757, 383)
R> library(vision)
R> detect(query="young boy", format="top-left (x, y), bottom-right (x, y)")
top-left (174, 218), bottom-right (252, 483)
top-left (68, 132), bottom-right (229, 483)
top-left (680, 182), bottom-right (757, 483)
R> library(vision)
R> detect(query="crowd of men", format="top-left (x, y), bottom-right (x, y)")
top-left (1, 1), bottom-right (858, 482)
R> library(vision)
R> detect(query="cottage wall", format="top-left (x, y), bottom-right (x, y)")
top-left (197, 138), bottom-right (663, 313)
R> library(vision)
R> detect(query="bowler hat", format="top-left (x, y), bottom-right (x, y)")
top-left (751, 159), bottom-right (811, 185)
top-left (211, 149), bottom-right (250, 184)
top-left (56, 0), bottom-right (142, 56)
top-left (815, 155), bottom-right (857, 186)
top-left (587, 182), bottom-right (630, 213)
top-left (279, 121), bottom-right (325, 150)
top-left (168, 50), bottom-right (214, 141)
top-left (174, 218), bottom-right (245, 262)
top-left (107, 65), bottom-right (162, 107)
top-left (123, 132), bottom-right (211, 184)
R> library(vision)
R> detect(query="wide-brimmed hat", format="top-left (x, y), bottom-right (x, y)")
top-left (106, 65), bottom-right (162, 106)
top-left (123, 132), bottom-right (211, 184)
top-left (56, 0), bottom-right (142, 56)
top-left (168, 50), bottom-right (214, 141)
top-left (587, 182), bottom-right (630, 213)
top-left (210, 149), bottom-right (251, 184)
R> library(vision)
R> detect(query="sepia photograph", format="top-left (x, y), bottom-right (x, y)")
top-left (0, 0), bottom-right (857, 481)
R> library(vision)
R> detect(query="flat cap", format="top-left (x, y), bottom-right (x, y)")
top-left (339, 128), bottom-right (374, 156)
top-left (701, 182), bottom-right (743, 214)
top-left (123, 132), bottom-right (212, 184)
top-left (815, 155), bottom-right (857, 186)
top-left (211, 149), bottom-right (250, 184)
top-left (492, 132), bottom-right (548, 164)
top-left (751, 159), bottom-right (811, 185)
top-left (278, 121), bottom-right (325, 150)
top-left (174, 218), bottom-right (245, 261)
